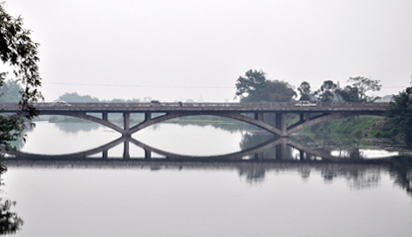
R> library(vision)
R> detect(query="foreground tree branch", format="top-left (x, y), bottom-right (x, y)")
top-left (0, 2), bottom-right (43, 151)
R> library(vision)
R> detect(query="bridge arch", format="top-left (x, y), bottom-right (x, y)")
top-left (35, 110), bottom-right (385, 137)
top-left (128, 112), bottom-right (286, 136)
top-left (36, 112), bottom-right (125, 133)
top-left (35, 111), bottom-right (285, 137)
top-left (1, 102), bottom-right (387, 137)
top-left (5, 136), bottom-right (288, 160)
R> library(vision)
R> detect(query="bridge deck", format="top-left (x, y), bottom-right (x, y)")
top-left (0, 102), bottom-right (389, 114)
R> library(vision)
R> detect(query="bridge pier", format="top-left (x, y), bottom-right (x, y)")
top-left (276, 113), bottom-right (287, 137)
top-left (275, 142), bottom-right (287, 159)
top-left (145, 149), bottom-right (151, 159)
top-left (102, 112), bottom-right (108, 121)
top-left (144, 112), bottom-right (151, 122)
top-left (123, 140), bottom-right (130, 159)
top-left (254, 113), bottom-right (264, 121)
top-left (254, 152), bottom-right (264, 159)
top-left (123, 112), bottom-right (130, 137)
top-left (299, 113), bottom-right (310, 122)
top-left (103, 150), bottom-right (108, 159)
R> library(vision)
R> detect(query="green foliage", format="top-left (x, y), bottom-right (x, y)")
top-left (1, 3), bottom-right (42, 152)
top-left (235, 69), bottom-right (266, 101)
top-left (315, 80), bottom-right (337, 102)
top-left (0, 114), bottom-right (25, 150)
top-left (263, 80), bottom-right (297, 102)
top-left (307, 76), bottom-right (381, 102)
top-left (335, 85), bottom-right (362, 102)
top-left (297, 81), bottom-right (313, 101)
top-left (303, 116), bottom-right (387, 142)
top-left (347, 76), bottom-right (381, 102)
top-left (384, 87), bottom-right (412, 147)
top-left (235, 69), bottom-right (296, 102)
top-left (0, 198), bottom-right (24, 235)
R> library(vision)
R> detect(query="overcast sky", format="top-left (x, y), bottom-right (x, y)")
top-left (5, 0), bottom-right (412, 102)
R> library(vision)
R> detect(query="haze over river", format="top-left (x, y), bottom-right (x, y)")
top-left (1, 121), bottom-right (412, 236)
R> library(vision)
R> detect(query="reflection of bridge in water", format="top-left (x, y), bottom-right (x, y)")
top-left (3, 136), bottom-right (398, 162)
top-left (2, 138), bottom-right (411, 197)
top-left (1, 102), bottom-right (388, 137)
top-left (3, 135), bottom-right (411, 197)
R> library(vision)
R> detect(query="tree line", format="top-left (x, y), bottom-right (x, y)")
top-left (234, 69), bottom-right (382, 103)
top-left (235, 69), bottom-right (411, 147)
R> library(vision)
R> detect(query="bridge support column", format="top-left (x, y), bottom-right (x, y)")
top-left (276, 113), bottom-right (287, 137)
top-left (254, 152), bottom-right (264, 159)
top-left (144, 149), bottom-right (151, 159)
top-left (254, 113), bottom-right (264, 121)
top-left (299, 150), bottom-right (305, 160)
top-left (144, 112), bottom-right (151, 122)
top-left (123, 112), bottom-right (130, 136)
top-left (299, 113), bottom-right (310, 122)
top-left (103, 150), bottom-right (108, 159)
top-left (123, 141), bottom-right (130, 159)
top-left (102, 112), bottom-right (108, 121)
top-left (275, 142), bottom-right (287, 159)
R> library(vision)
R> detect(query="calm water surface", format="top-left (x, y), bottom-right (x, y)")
top-left (1, 122), bottom-right (412, 236)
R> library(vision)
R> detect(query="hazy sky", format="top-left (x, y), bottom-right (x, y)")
top-left (5, 0), bottom-right (412, 102)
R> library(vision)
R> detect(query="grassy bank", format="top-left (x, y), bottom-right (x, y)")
top-left (300, 115), bottom-right (401, 144)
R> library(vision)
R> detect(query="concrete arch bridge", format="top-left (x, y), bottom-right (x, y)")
top-left (1, 102), bottom-right (389, 137)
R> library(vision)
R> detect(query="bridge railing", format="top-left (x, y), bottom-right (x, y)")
top-left (316, 102), bottom-right (389, 108)
top-left (1, 101), bottom-right (390, 112)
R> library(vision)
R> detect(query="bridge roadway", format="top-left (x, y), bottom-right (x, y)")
top-left (1, 102), bottom-right (389, 137)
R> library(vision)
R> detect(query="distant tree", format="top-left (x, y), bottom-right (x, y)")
top-left (297, 81), bottom-right (312, 101)
top-left (1, 3), bottom-right (43, 151)
top-left (315, 80), bottom-right (337, 102)
top-left (384, 86), bottom-right (412, 147)
top-left (58, 92), bottom-right (99, 103)
top-left (0, 78), bottom-right (22, 102)
top-left (235, 70), bottom-right (296, 102)
top-left (109, 98), bottom-right (125, 103)
top-left (335, 85), bottom-right (362, 102)
top-left (126, 98), bottom-right (140, 103)
top-left (235, 69), bottom-right (267, 102)
top-left (260, 80), bottom-right (296, 102)
top-left (347, 76), bottom-right (381, 102)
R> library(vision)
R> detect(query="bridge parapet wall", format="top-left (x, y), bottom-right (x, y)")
top-left (0, 102), bottom-right (390, 113)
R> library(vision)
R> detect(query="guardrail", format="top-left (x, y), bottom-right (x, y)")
top-left (1, 102), bottom-right (390, 112)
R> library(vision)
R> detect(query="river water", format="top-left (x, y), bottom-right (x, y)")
top-left (1, 121), bottom-right (412, 236)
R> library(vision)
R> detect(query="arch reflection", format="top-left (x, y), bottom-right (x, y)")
top-left (2, 136), bottom-right (411, 198)
top-left (3, 135), bottom-right (400, 162)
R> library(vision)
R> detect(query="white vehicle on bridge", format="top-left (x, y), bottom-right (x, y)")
top-left (294, 101), bottom-right (317, 107)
